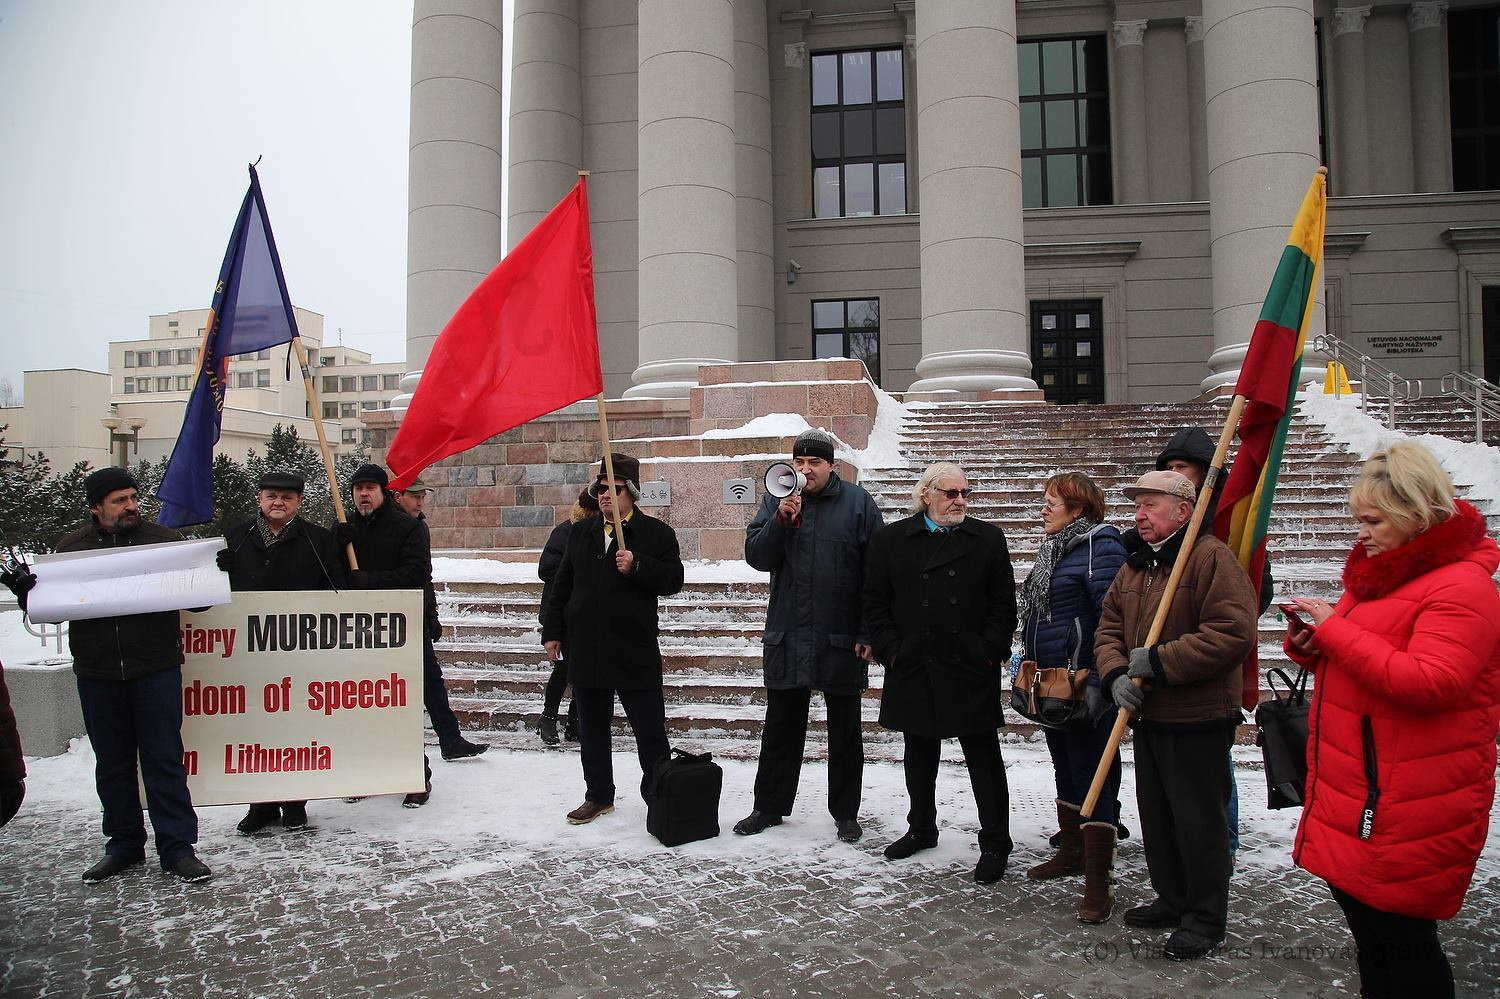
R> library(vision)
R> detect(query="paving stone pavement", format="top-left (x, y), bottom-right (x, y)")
top-left (2, 746), bottom-right (1497, 999)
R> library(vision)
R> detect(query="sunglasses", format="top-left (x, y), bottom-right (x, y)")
top-left (592, 482), bottom-right (627, 496)
top-left (932, 487), bottom-right (974, 500)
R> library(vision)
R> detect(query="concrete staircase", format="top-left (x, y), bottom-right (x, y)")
top-left (433, 393), bottom-right (1497, 760)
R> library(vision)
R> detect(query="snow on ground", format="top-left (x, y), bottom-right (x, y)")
top-left (1298, 383), bottom-right (1500, 508)
top-left (433, 558), bottom-right (770, 586)
top-left (0, 608), bottom-right (69, 668)
top-left (13, 732), bottom-right (1360, 885)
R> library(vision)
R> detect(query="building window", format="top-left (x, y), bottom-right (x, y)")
top-left (811, 47), bottom-right (906, 218)
top-left (359, 375), bottom-right (376, 392)
top-left (811, 298), bottom-right (881, 385)
top-left (256, 349), bottom-right (270, 361)
top-left (1450, 7), bottom-right (1500, 190)
top-left (361, 400), bottom-right (380, 411)
top-left (342, 428), bottom-right (358, 444)
top-left (305, 350), bottom-right (317, 366)
top-left (1030, 299), bottom-right (1105, 404)
top-left (1018, 36), bottom-right (1112, 208)
top-left (136, 351), bottom-right (153, 367)
top-left (167, 319), bottom-right (178, 327)
top-left (256, 368), bottom-right (271, 387)
top-left (176, 349), bottom-right (194, 365)
top-left (175, 375), bottom-right (189, 391)
top-left (322, 402), bottom-right (339, 419)
top-left (382, 374), bottom-right (400, 391)
top-left (156, 350), bottom-right (172, 366)
top-left (321, 356), bottom-right (335, 366)
top-left (123, 377), bottom-right (134, 394)
top-left (124, 353), bottom-right (135, 368)
top-left (341, 376), bottom-right (357, 393)
top-left (156, 377), bottom-right (171, 392)
top-left (340, 402), bottom-right (357, 418)
top-left (322, 375), bottom-right (339, 394)
top-left (237, 371), bottom-right (254, 389)
top-left (136, 380), bottom-right (151, 393)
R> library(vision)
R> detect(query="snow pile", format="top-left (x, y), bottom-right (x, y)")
top-left (1297, 383), bottom-right (1500, 509)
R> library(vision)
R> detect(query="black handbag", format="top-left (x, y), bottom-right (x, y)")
top-left (1255, 667), bottom-right (1310, 809)
top-left (646, 748), bottom-right (722, 847)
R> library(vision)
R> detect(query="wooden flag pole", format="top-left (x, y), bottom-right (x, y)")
top-left (1079, 394), bottom-right (1247, 820)
top-left (292, 337), bottom-right (359, 570)
top-left (594, 392), bottom-right (629, 551)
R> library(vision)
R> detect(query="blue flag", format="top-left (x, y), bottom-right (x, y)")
top-left (157, 164), bottom-right (301, 527)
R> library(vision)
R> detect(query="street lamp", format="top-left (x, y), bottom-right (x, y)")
top-left (100, 416), bottom-right (146, 468)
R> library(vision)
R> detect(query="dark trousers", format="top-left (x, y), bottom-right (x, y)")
top-left (543, 660), bottom-right (577, 725)
top-left (1134, 724), bottom-right (1235, 940)
top-left (1330, 886), bottom-right (1454, 999)
top-left (76, 668), bottom-right (198, 867)
top-left (901, 730), bottom-right (1012, 855)
top-left (752, 686), bottom-right (863, 821)
top-left (1044, 711), bottom-right (1121, 823)
top-left (422, 638), bottom-right (462, 746)
top-left (574, 685), bottom-right (670, 806)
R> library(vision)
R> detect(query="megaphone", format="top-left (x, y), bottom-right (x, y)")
top-left (764, 462), bottom-right (806, 498)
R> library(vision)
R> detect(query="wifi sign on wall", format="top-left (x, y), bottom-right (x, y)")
top-left (723, 478), bottom-right (756, 504)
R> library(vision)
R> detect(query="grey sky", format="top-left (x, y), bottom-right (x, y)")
top-left (0, 0), bottom-right (420, 398)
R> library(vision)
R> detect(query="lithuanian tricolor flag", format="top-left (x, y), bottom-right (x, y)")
top-left (1213, 167), bottom-right (1327, 711)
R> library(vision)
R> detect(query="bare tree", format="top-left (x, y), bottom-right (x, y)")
top-left (0, 378), bottom-right (19, 409)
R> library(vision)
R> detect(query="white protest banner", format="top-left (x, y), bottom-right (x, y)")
top-left (179, 589), bottom-right (425, 805)
top-left (27, 538), bottom-right (231, 624)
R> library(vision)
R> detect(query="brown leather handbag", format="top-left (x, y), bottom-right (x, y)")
top-left (1009, 659), bottom-right (1092, 730)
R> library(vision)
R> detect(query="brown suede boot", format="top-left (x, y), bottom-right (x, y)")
top-left (1077, 821), bottom-right (1117, 923)
top-left (1027, 800), bottom-right (1084, 880)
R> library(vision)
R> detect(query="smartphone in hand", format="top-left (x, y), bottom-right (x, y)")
top-left (1278, 603), bottom-right (1306, 628)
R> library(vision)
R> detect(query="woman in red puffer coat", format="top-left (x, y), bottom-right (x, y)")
top-left (1283, 442), bottom-right (1500, 999)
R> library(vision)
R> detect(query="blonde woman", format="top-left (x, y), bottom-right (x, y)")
top-left (1284, 442), bottom-right (1500, 997)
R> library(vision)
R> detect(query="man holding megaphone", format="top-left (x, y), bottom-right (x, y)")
top-left (736, 428), bottom-right (884, 844)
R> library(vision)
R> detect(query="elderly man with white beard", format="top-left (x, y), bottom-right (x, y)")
top-left (862, 462), bottom-right (1018, 885)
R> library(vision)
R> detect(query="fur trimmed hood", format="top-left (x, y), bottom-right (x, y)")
top-left (1341, 499), bottom-right (1497, 601)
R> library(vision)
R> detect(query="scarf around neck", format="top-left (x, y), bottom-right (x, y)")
top-left (1018, 517), bottom-right (1098, 624)
top-left (1341, 499), bottom-right (1490, 601)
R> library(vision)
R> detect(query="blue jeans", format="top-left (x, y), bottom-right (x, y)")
top-left (1043, 710), bottom-right (1121, 824)
top-left (423, 639), bottom-right (462, 746)
top-left (76, 668), bottom-right (198, 867)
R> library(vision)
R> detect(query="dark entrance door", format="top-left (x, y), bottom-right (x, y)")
top-left (1483, 286), bottom-right (1500, 384)
top-left (1031, 299), bottom-right (1105, 404)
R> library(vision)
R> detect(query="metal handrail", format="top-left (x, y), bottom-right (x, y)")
top-left (1308, 333), bottom-right (1423, 431)
top-left (1439, 370), bottom-right (1500, 443)
top-left (20, 614), bottom-right (68, 655)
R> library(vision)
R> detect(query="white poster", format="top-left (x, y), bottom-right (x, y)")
top-left (179, 589), bottom-right (425, 805)
top-left (28, 538), bottom-right (230, 624)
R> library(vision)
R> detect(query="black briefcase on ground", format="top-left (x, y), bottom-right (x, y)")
top-left (1255, 667), bottom-right (1311, 809)
top-left (646, 748), bottom-right (722, 847)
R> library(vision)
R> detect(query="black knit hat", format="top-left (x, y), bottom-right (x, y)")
top-left (349, 463), bottom-right (389, 489)
top-left (258, 471), bottom-right (305, 494)
top-left (85, 467), bottom-right (139, 507)
top-left (791, 428), bottom-right (836, 463)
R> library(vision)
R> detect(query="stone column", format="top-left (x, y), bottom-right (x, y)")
top-left (907, 0), bottom-right (1035, 394)
top-left (734, 0), bottom-right (775, 362)
top-left (1409, 1), bottom-right (1451, 193)
top-left (1332, 7), bottom-right (1372, 196)
top-left (1113, 20), bottom-right (1150, 205)
top-left (1185, 16), bottom-right (1209, 201)
top-left (400, 0), bottom-right (506, 408)
top-left (628, 0), bottom-right (738, 399)
top-left (1201, 0), bottom-right (1323, 394)
top-left (507, 0), bottom-right (582, 251)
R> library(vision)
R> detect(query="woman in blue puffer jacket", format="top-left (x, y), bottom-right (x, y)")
top-left (1017, 472), bottom-right (1127, 923)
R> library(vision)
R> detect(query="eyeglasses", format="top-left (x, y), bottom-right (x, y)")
top-left (592, 483), bottom-right (626, 496)
top-left (932, 487), bottom-right (973, 500)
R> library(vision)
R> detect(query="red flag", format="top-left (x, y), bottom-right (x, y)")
top-left (386, 179), bottom-right (603, 490)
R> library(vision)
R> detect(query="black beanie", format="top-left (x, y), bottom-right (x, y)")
top-left (85, 467), bottom-right (139, 507)
top-left (349, 463), bottom-right (389, 490)
top-left (791, 429), bottom-right (836, 463)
